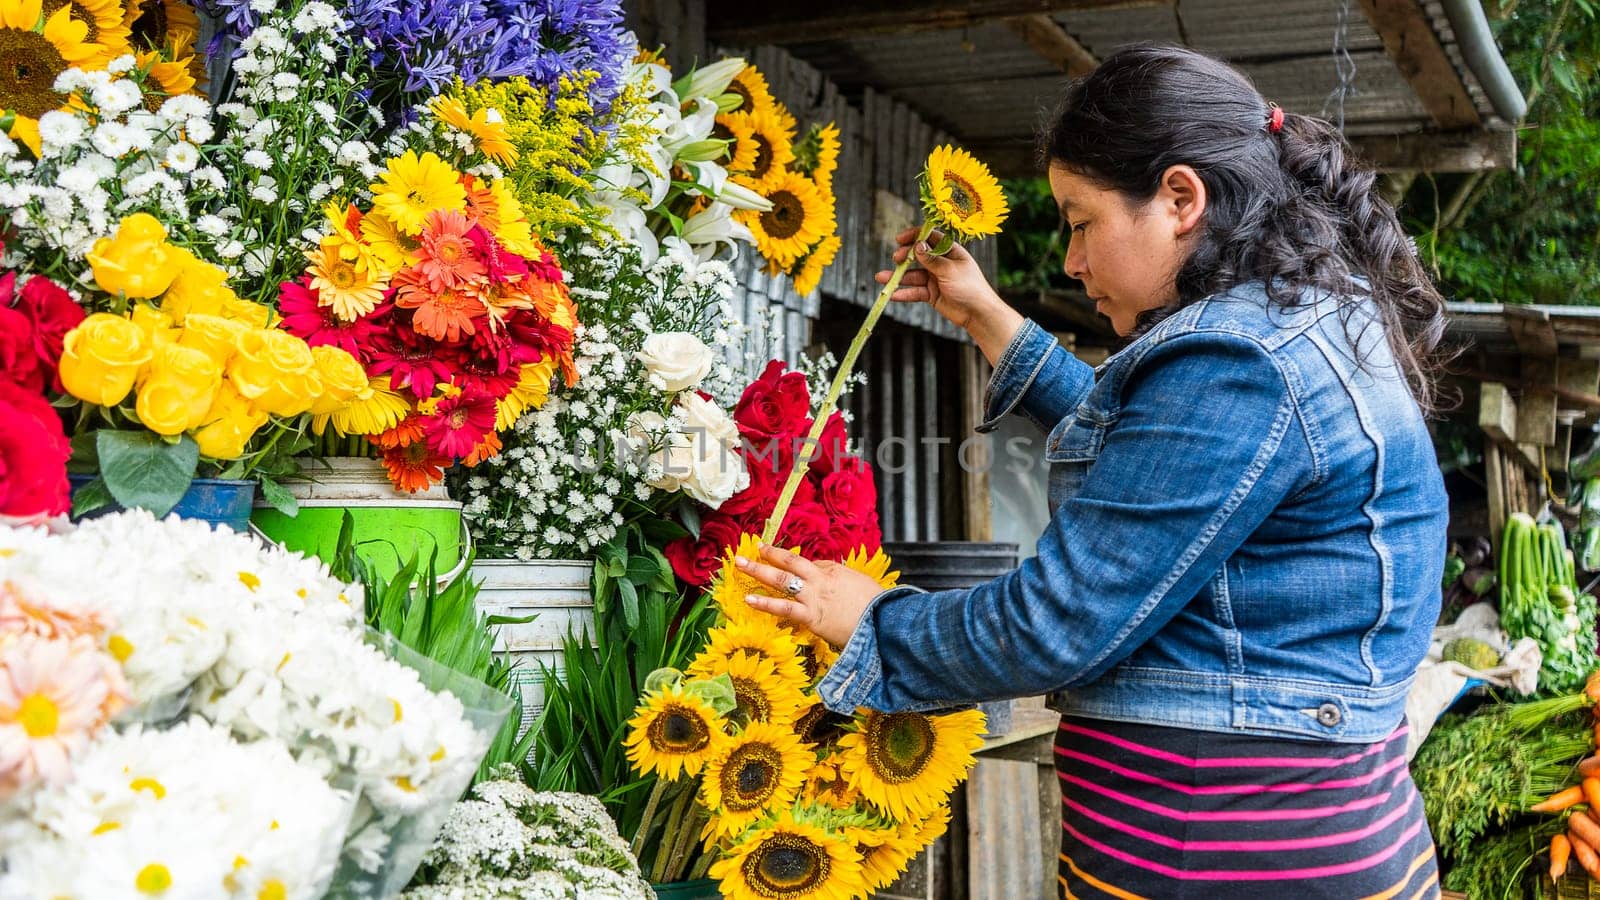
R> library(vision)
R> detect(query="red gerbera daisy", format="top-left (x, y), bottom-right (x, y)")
top-left (448, 349), bottom-right (523, 400)
top-left (278, 277), bottom-right (389, 360)
top-left (465, 224), bottom-right (529, 285)
top-left (381, 442), bottom-right (450, 493)
top-left (366, 325), bottom-right (456, 400)
top-left (423, 389), bottom-right (497, 459)
top-left (415, 209), bottom-right (485, 291)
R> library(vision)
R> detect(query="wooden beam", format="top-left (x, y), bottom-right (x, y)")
top-left (706, 0), bottom-right (1157, 45)
top-left (1504, 305), bottom-right (1559, 356)
top-left (970, 128), bottom-right (1514, 177)
top-left (1005, 15), bottom-right (1097, 79)
top-left (1355, 0), bottom-right (1481, 129)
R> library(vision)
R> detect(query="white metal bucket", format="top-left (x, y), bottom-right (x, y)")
top-left (470, 558), bottom-right (596, 738)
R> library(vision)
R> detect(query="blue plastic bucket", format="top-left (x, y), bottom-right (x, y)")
top-left (69, 475), bottom-right (257, 533)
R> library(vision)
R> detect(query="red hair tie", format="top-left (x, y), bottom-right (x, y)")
top-left (1267, 104), bottom-right (1284, 134)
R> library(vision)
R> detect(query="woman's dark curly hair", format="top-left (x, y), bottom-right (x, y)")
top-left (1042, 44), bottom-right (1449, 413)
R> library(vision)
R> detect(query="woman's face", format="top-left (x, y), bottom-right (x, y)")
top-left (1048, 164), bottom-right (1204, 336)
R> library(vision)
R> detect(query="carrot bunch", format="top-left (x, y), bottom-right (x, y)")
top-left (1531, 673), bottom-right (1600, 882)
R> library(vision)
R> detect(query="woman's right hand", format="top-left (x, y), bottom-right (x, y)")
top-left (875, 227), bottom-right (1002, 331)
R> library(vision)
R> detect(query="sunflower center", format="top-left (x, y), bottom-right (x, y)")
top-left (42, 0), bottom-right (104, 44)
top-left (728, 80), bottom-right (753, 113)
top-left (722, 745), bottom-right (781, 811)
top-left (761, 191), bottom-right (805, 240)
top-left (732, 676), bottom-right (772, 723)
top-left (750, 135), bottom-right (773, 178)
top-left (19, 693), bottom-right (59, 738)
top-left (798, 644), bottom-right (823, 681)
top-left (649, 705), bottom-right (711, 754)
top-left (0, 30), bottom-right (68, 121)
top-left (796, 704), bottom-right (849, 747)
top-left (131, 0), bottom-right (168, 47)
top-left (868, 713), bottom-right (936, 782)
top-left (746, 834), bottom-right (828, 895)
top-left (945, 175), bottom-right (980, 218)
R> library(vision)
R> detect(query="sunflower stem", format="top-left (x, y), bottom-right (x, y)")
top-left (651, 782), bottom-right (695, 883)
top-left (688, 841), bottom-right (717, 880)
top-left (664, 792), bottom-right (707, 882)
top-left (760, 220), bottom-right (937, 545)
top-left (631, 777), bottom-right (669, 861)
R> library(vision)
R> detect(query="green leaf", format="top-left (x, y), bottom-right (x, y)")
top-left (96, 431), bottom-right (199, 517)
top-left (67, 431), bottom-right (99, 473)
top-left (256, 476), bottom-right (299, 517)
top-left (70, 477), bottom-right (115, 518)
top-left (617, 577), bottom-right (640, 629)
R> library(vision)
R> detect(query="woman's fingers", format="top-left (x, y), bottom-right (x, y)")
top-left (757, 542), bottom-right (822, 579)
top-left (744, 592), bottom-right (809, 623)
top-left (735, 556), bottom-right (802, 595)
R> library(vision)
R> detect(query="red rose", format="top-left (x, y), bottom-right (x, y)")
top-left (819, 456), bottom-right (879, 523)
top-left (0, 377), bottom-right (71, 520)
top-left (776, 500), bottom-right (837, 561)
top-left (15, 275), bottom-right (83, 390)
top-left (0, 303), bottom-right (43, 394)
top-left (665, 514), bottom-right (749, 588)
top-left (718, 448), bottom-right (778, 517)
top-left (808, 412), bottom-right (850, 475)
top-left (734, 360), bottom-right (812, 443)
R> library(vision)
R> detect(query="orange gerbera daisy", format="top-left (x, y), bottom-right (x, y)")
top-left (460, 175), bottom-right (501, 231)
top-left (393, 274), bottom-right (485, 342)
top-left (380, 441), bottom-right (449, 493)
top-left (464, 430), bottom-right (501, 466)
top-left (415, 208), bottom-right (484, 291)
top-left (371, 414), bottom-right (426, 450)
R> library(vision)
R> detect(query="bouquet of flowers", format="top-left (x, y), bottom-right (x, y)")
top-left (0, 257), bottom-right (78, 522)
top-left (0, 510), bottom-right (510, 896)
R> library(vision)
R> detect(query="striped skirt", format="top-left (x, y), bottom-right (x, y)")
top-left (1055, 715), bottom-right (1439, 900)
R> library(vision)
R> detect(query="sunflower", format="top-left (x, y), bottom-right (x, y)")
top-left (792, 233), bottom-right (840, 298)
top-left (724, 63), bottom-right (776, 119)
top-left (135, 42), bottom-right (196, 105)
top-left (715, 111), bottom-right (760, 175)
top-left (838, 708), bottom-right (985, 822)
top-left (41, 0), bottom-right (128, 60)
top-left (0, 0), bottom-right (101, 155)
top-left (795, 631), bottom-right (838, 682)
top-left (743, 171), bottom-right (831, 270)
top-left (710, 810), bottom-right (865, 900)
top-left (845, 822), bottom-right (920, 890)
top-left (901, 803), bottom-right (952, 849)
top-left (801, 755), bottom-right (861, 811)
top-left (370, 150), bottom-right (468, 236)
top-left (123, 0), bottom-right (196, 48)
top-left (843, 545), bottom-right (899, 590)
top-left (793, 699), bottom-right (851, 750)
top-left (729, 105), bottom-right (795, 194)
top-left (306, 241), bottom-right (385, 323)
top-left (494, 358), bottom-right (558, 430)
top-left (710, 532), bottom-right (779, 627)
top-left (318, 375), bottom-right (410, 437)
top-left (921, 145), bottom-right (1009, 242)
top-left (691, 650), bottom-right (806, 729)
top-left (624, 684), bottom-right (725, 781)
top-left (813, 124), bottom-right (840, 192)
top-left (700, 722), bottom-right (813, 842)
top-left (693, 618), bottom-right (809, 691)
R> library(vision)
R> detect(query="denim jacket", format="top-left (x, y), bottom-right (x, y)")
top-left (816, 281), bottom-right (1447, 743)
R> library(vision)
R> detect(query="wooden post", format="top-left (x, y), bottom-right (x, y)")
top-left (960, 344), bottom-right (994, 542)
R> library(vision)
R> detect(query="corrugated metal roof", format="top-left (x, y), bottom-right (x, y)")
top-left (781, 0), bottom-right (1503, 153)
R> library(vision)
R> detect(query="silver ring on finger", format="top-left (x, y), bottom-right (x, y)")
top-left (783, 575), bottom-right (806, 596)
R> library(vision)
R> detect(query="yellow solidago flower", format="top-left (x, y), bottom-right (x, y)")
top-left (710, 809), bottom-right (865, 900)
top-left (624, 682), bottom-right (725, 781)
top-left (699, 721), bottom-right (812, 842)
top-left (921, 144), bottom-right (1009, 242)
top-left (741, 170), bottom-right (831, 271)
top-left (370, 150), bottom-right (467, 236)
top-left (838, 708), bottom-right (985, 822)
top-left (0, 0), bottom-right (104, 155)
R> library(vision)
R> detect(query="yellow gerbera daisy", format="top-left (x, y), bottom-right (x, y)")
top-left (692, 618), bottom-right (809, 691)
top-left (494, 358), bottom-right (559, 431)
top-left (729, 105), bottom-right (794, 194)
top-left (370, 150), bottom-right (468, 236)
top-left (711, 810), bottom-right (866, 900)
top-left (692, 650), bottom-right (806, 730)
top-left (715, 111), bottom-right (759, 174)
top-left (359, 210), bottom-right (416, 274)
top-left (0, 0), bottom-right (101, 155)
top-left (42, 0), bottom-right (129, 60)
top-left (921, 144), bottom-right (1009, 242)
top-left (724, 63), bottom-right (776, 119)
top-left (742, 170), bottom-right (831, 270)
top-left (306, 241), bottom-right (385, 322)
top-left (317, 375), bottom-right (410, 437)
top-left (792, 233), bottom-right (840, 298)
top-left (843, 545), bottom-right (899, 590)
top-left (838, 708), bottom-right (986, 822)
top-left (700, 722), bottom-right (813, 842)
top-left (430, 95), bottom-right (518, 165)
top-left (845, 822), bottom-right (920, 891)
top-left (624, 683), bottom-right (725, 781)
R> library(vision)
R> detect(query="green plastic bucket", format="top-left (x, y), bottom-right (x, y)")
top-left (250, 458), bottom-right (464, 580)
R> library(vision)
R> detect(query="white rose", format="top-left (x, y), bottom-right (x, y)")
top-left (677, 392), bottom-right (739, 446)
top-left (683, 443), bottom-right (749, 507)
top-left (636, 332), bottom-right (714, 393)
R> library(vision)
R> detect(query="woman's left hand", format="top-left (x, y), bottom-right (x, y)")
top-left (737, 542), bottom-right (886, 648)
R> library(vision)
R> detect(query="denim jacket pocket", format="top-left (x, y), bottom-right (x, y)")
top-left (1044, 414), bottom-right (1107, 509)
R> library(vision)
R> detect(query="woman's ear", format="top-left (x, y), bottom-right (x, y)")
top-left (1159, 164), bottom-right (1207, 239)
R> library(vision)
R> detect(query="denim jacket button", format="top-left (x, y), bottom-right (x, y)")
top-left (1316, 703), bottom-right (1342, 727)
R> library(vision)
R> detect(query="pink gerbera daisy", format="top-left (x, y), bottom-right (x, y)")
top-left (0, 636), bottom-right (128, 797)
top-left (366, 325), bottom-right (457, 400)
top-left (465, 224), bottom-right (529, 285)
top-left (277, 277), bottom-right (390, 361)
top-left (414, 209), bottom-right (486, 292)
top-left (422, 389), bottom-right (497, 459)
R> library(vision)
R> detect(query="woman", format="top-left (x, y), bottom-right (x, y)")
top-left (739, 44), bottom-right (1446, 898)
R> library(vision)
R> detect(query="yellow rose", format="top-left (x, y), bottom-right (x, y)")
top-left (85, 213), bottom-right (182, 299)
top-left (58, 313), bottom-right (154, 407)
top-left (160, 249), bottom-right (235, 323)
top-left (177, 314), bottom-right (249, 367)
top-left (307, 345), bottom-right (372, 415)
top-left (193, 385), bottom-right (269, 459)
top-left (228, 329), bottom-right (321, 417)
top-left (130, 305), bottom-right (177, 352)
top-left (134, 344), bottom-right (221, 434)
top-left (222, 297), bottom-right (271, 328)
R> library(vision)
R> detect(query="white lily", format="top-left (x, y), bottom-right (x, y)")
top-left (630, 61), bottom-right (674, 99)
top-left (681, 201), bottom-right (753, 257)
top-left (717, 179), bottom-right (773, 212)
top-left (663, 97), bottom-right (718, 156)
top-left (673, 58), bottom-right (746, 103)
top-left (680, 158), bottom-right (728, 196)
